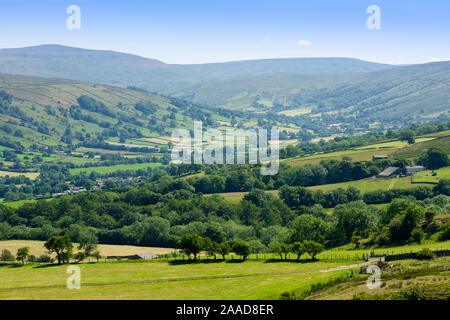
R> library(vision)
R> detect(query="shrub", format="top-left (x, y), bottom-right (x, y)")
top-left (439, 221), bottom-right (450, 241)
top-left (410, 228), bottom-right (425, 244)
top-left (415, 248), bottom-right (435, 260)
top-left (0, 249), bottom-right (15, 262)
top-left (36, 254), bottom-right (53, 263)
top-left (400, 285), bottom-right (424, 300)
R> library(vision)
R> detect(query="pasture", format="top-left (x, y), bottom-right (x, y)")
top-left (0, 259), bottom-right (359, 300)
top-left (208, 176), bottom-right (431, 203)
top-left (69, 162), bottom-right (163, 175)
top-left (0, 240), bottom-right (449, 299)
top-left (413, 167), bottom-right (450, 183)
top-left (284, 137), bottom-right (435, 167)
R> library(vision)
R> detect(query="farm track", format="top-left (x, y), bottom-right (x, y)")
top-left (0, 262), bottom-right (368, 293)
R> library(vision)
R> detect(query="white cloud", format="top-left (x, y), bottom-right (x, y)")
top-left (297, 40), bottom-right (312, 47)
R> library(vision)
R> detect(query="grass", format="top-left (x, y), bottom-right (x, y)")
top-left (0, 199), bottom-right (43, 208)
top-left (209, 176), bottom-right (431, 203)
top-left (302, 256), bottom-right (450, 300)
top-left (69, 162), bottom-right (164, 175)
top-left (0, 259), bottom-right (357, 300)
top-left (284, 137), bottom-right (436, 167)
top-left (0, 171), bottom-right (40, 180)
top-left (0, 240), bottom-right (448, 299)
top-left (413, 167), bottom-right (450, 183)
top-left (393, 136), bottom-right (450, 159)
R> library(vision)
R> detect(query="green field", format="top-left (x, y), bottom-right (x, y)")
top-left (1, 240), bottom-right (449, 300)
top-left (69, 162), bottom-right (164, 175)
top-left (413, 167), bottom-right (450, 183)
top-left (0, 260), bottom-right (356, 300)
top-left (209, 176), bottom-right (431, 204)
top-left (284, 137), bottom-right (436, 167)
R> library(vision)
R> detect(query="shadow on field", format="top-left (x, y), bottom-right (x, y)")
top-left (33, 263), bottom-right (66, 269)
top-left (263, 259), bottom-right (317, 264)
top-left (169, 259), bottom-right (226, 265)
top-left (0, 263), bottom-right (23, 268)
top-left (169, 259), bottom-right (250, 265)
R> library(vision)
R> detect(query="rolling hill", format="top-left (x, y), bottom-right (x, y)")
top-left (172, 61), bottom-right (450, 115)
top-left (0, 45), bottom-right (393, 92)
top-left (0, 74), bottom-right (220, 150)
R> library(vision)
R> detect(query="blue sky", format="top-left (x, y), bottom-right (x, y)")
top-left (0, 0), bottom-right (449, 64)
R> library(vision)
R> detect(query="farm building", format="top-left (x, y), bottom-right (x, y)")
top-left (377, 167), bottom-right (402, 178)
top-left (372, 155), bottom-right (389, 161)
top-left (107, 252), bottom-right (159, 260)
top-left (406, 166), bottom-right (425, 173)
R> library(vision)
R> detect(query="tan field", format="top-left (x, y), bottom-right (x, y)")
top-left (0, 171), bottom-right (40, 180)
top-left (0, 240), bottom-right (175, 258)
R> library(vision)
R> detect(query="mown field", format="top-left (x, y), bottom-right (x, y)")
top-left (1, 240), bottom-right (449, 300)
top-left (0, 259), bottom-right (363, 300)
top-left (0, 240), bottom-right (175, 258)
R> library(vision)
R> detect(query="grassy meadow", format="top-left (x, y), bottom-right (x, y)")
top-left (0, 240), bottom-right (449, 300)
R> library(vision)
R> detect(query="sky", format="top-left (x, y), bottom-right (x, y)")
top-left (0, 0), bottom-right (449, 64)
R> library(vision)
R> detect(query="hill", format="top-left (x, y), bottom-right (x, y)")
top-left (0, 73), bottom-right (226, 153)
top-left (172, 61), bottom-right (450, 121)
top-left (0, 45), bottom-right (393, 92)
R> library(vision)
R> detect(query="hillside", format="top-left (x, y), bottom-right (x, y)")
top-left (172, 62), bottom-right (450, 120)
top-left (0, 45), bottom-right (393, 92)
top-left (0, 74), bottom-right (221, 151)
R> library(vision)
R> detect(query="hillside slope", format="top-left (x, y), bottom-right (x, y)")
top-left (0, 45), bottom-right (393, 92)
top-left (0, 74), bottom-right (215, 149)
top-left (172, 61), bottom-right (450, 116)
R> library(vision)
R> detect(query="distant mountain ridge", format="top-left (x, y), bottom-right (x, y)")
top-left (0, 44), bottom-right (394, 92)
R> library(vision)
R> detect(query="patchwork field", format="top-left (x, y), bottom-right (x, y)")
top-left (285, 138), bottom-right (435, 167)
top-left (208, 176), bottom-right (431, 203)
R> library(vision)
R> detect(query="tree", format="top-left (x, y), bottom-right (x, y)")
top-left (16, 247), bottom-right (30, 264)
top-left (289, 214), bottom-right (330, 243)
top-left (73, 252), bottom-right (86, 264)
top-left (78, 229), bottom-right (98, 255)
top-left (439, 221), bottom-right (450, 241)
top-left (44, 235), bottom-right (73, 265)
top-left (91, 250), bottom-right (102, 262)
top-left (203, 237), bottom-right (220, 260)
top-left (281, 243), bottom-right (291, 260)
top-left (410, 228), bottom-right (425, 244)
top-left (433, 179), bottom-right (450, 196)
top-left (303, 241), bottom-right (324, 260)
top-left (0, 249), bottom-right (15, 262)
top-left (232, 240), bottom-right (252, 260)
top-left (399, 129), bottom-right (415, 144)
top-left (419, 148), bottom-right (449, 170)
top-left (269, 242), bottom-right (283, 260)
top-left (177, 233), bottom-right (204, 260)
top-left (291, 242), bottom-right (305, 261)
top-left (218, 242), bottom-right (231, 260)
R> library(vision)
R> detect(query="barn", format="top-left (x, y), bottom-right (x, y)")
top-left (377, 167), bottom-right (402, 178)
